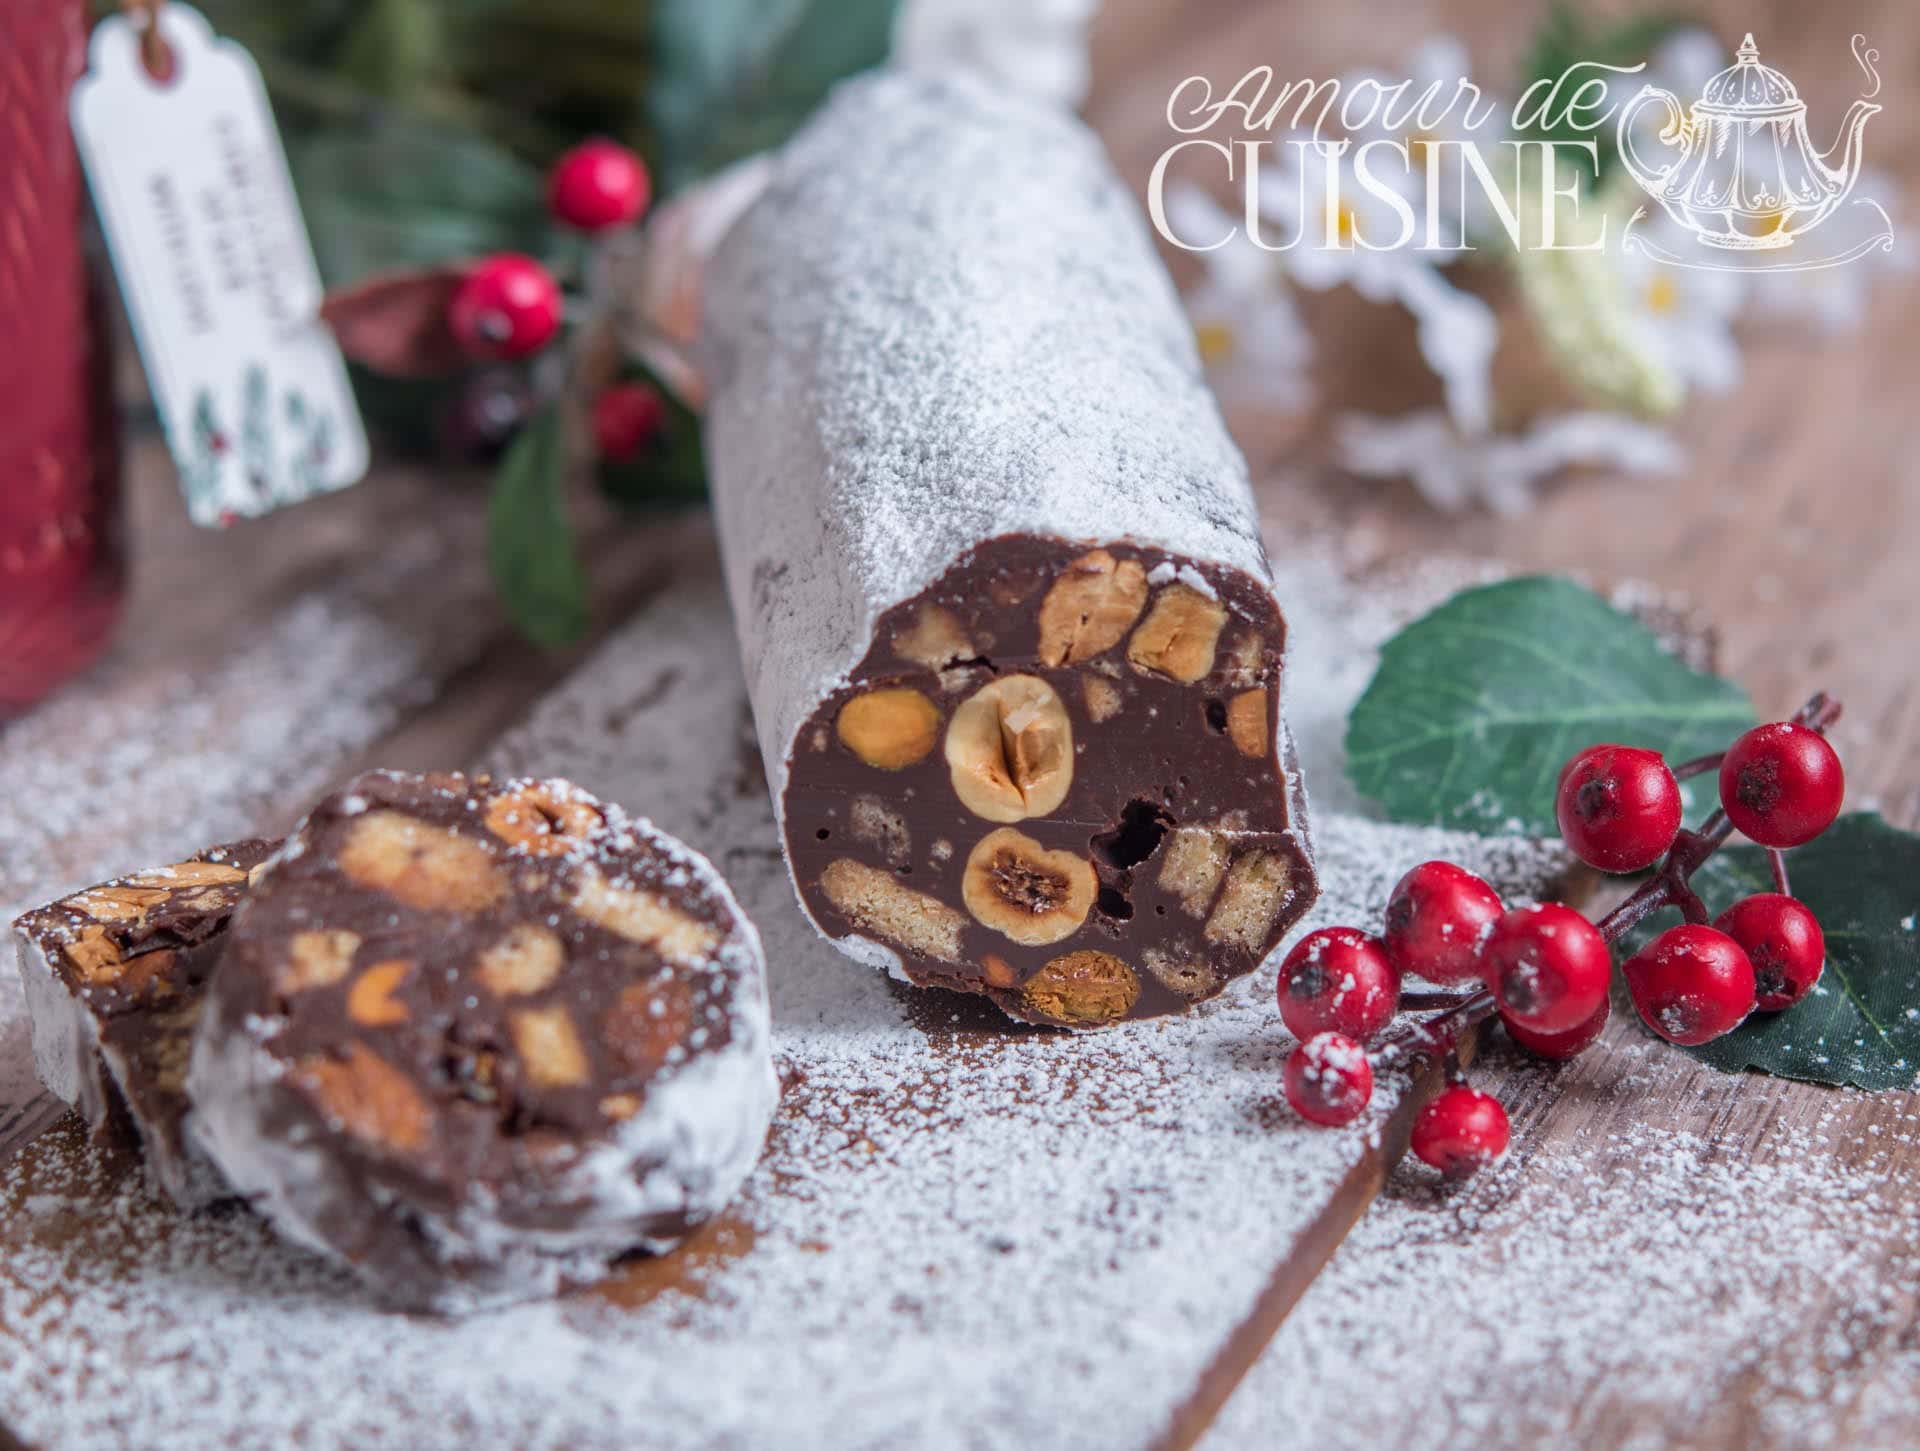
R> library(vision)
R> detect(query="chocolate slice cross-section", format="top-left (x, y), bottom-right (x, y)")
top-left (12, 839), bottom-right (277, 1207)
top-left (185, 770), bottom-right (777, 1313)
top-left (701, 72), bottom-right (1319, 1027)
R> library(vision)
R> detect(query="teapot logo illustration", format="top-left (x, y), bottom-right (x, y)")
top-left (1617, 34), bottom-right (1892, 270)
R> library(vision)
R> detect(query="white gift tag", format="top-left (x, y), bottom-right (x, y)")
top-left (71, 4), bottom-right (368, 527)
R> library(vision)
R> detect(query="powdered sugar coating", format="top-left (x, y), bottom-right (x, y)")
top-left (702, 70), bottom-right (1275, 816)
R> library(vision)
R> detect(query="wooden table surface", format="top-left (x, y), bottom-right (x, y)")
top-left (1088, 1), bottom-right (1920, 1445)
top-left (1, 3), bottom-right (1915, 1446)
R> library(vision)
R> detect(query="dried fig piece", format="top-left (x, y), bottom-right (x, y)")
top-left (836, 687), bottom-right (942, 770)
top-left (1128, 584), bottom-right (1229, 683)
top-left (1022, 950), bottom-right (1140, 1027)
top-left (961, 828), bottom-right (1096, 946)
top-left (944, 675), bottom-right (1074, 822)
top-left (1038, 549), bottom-right (1148, 665)
top-left (604, 978), bottom-right (693, 1075)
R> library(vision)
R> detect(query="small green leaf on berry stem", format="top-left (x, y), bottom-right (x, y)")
top-left (1346, 577), bottom-right (1755, 836)
top-left (487, 405), bottom-right (589, 649)
top-left (1622, 813), bottom-right (1920, 1091)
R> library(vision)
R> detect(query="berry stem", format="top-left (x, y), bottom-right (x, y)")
top-left (1398, 988), bottom-right (1481, 1012)
top-left (1371, 989), bottom-right (1498, 1073)
top-left (1594, 692), bottom-right (1840, 947)
top-left (1768, 847), bottom-right (1791, 896)
top-left (1670, 750), bottom-right (1724, 782)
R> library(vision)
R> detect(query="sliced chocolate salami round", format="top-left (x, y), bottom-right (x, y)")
top-left (186, 770), bottom-right (776, 1313)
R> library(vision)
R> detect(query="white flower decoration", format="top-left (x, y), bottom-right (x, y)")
top-left (1163, 185), bottom-right (1314, 414)
top-left (893, 0), bottom-right (1100, 109)
top-left (1616, 214), bottom-right (1745, 396)
top-left (1337, 408), bottom-right (1682, 516)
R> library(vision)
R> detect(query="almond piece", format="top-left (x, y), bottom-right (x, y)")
top-left (981, 953), bottom-right (1020, 990)
top-left (337, 810), bottom-right (506, 914)
top-left (600, 1093), bottom-right (642, 1121)
top-left (282, 929), bottom-right (363, 994)
top-left (574, 868), bottom-right (722, 966)
top-left (63, 885), bottom-right (170, 922)
top-left (477, 924), bottom-right (566, 998)
top-left (483, 783), bottom-right (606, 856)
top-left (1226, 688), bottom-right (1269, 759)
top-left (944, 675), bottom-right (1074, 822)
top-left (294, 1045), bottom-right (432, 1153)
top-left (1037, 549), bottom-right (1149, 666)
top-left (1128, 584), bottom-right (1229, 683)
top-left (346, 959), bottom-right (412, 1027)
top-left (836, 688), bottom-right (942, 770)
top-left (820, 858), bottom-right (967, 962)
top-left (1022, 950), bottom-right (1139, 1027)
top-left (128, 861), bottom-right (247, 887)
top-left (961, 828), bottom-right (1096, 946)
top-left (511, 1004), bottom-right (592, 1088)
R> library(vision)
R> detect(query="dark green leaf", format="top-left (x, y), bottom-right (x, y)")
top-left (292, 122), bottom-right (553, 284)
top-left (649, 0), bottom-right (901, 191)
top-left (1345, 576), bottom-right (1754, 834)
top-left (1623, 814), bottom-right (1920, 1090)
top-left (488, 407), bottom-right (590, 648)
top-left (1513, 4), bottom-right (1698, 186)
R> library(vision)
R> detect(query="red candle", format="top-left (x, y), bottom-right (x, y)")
top-left (0, 0), bottom-right (124, 714)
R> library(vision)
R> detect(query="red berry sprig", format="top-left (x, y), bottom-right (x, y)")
top-left (548, 139), bottom-right (652, 234)
top-left (449, 254), bottom-right (564, 361)
top-left (1277, 692), bottom-right (1846, 1184)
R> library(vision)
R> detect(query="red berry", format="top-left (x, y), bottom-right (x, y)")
top-left (1382, 860), bottom-right (1504, 985)
top-left (449, 254), bottom-right (562, 361)
top-left (1718, 722), bottom-right (1844, 848)
top-left (1502, 992), bottom-right (1610, 1060)
top-left (1713, 893), bottom-right (1824, 1011)
top-left (1411, 1085), bottom-right (1510, 1177)
top-left (1277, 927), bottom-right (1401, 1043)
top-left (592, 381), bottom-right (668, 462)
top-left (1283, 1032), bottom-right (1374, 1127)
top-left (1483, 903), bottom-right (1612, 1035)
top-left (1555, 744), bottom-right (1682, 873)
top-left (1623, 923), bottom-right (1756, 1045)
top-left (548, 139), bottom-right (651, 232)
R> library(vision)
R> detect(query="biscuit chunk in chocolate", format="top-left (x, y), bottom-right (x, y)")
top-left (12, 840), bottom-right (276, 1207)
top-left (186, 771), bottom-right (776, 1313)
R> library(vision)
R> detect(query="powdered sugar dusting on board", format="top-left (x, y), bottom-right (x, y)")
top-left (0, 529), bottom-right (1567, 1449)
top-left (1207, 1034), bottom-right (1920, 1450)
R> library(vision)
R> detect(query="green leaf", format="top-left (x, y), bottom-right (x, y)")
top-left (488, 407), bottom-right (590, 648)
top-left (1513, 4), bottom-right (1698, 187)
top-left (1345, 577), bottom-right (1754, 834)
top-left (292, 121), bottom-right (553, 284)
top-left (649, 0), bottom-right (902, 192)
top-left (1623, 815), bottom-right (1920, 1090)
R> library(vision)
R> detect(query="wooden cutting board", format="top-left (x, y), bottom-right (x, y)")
top-left (0, 487), bottom-right (1569, 1449)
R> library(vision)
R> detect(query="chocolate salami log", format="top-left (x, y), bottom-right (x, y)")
top-left (186, 771), bottom-right (777, 1313)
top-left (12, 840), bottom-right (276, 1207)
top-left (702, 72), bottom-right (1318, 1028)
